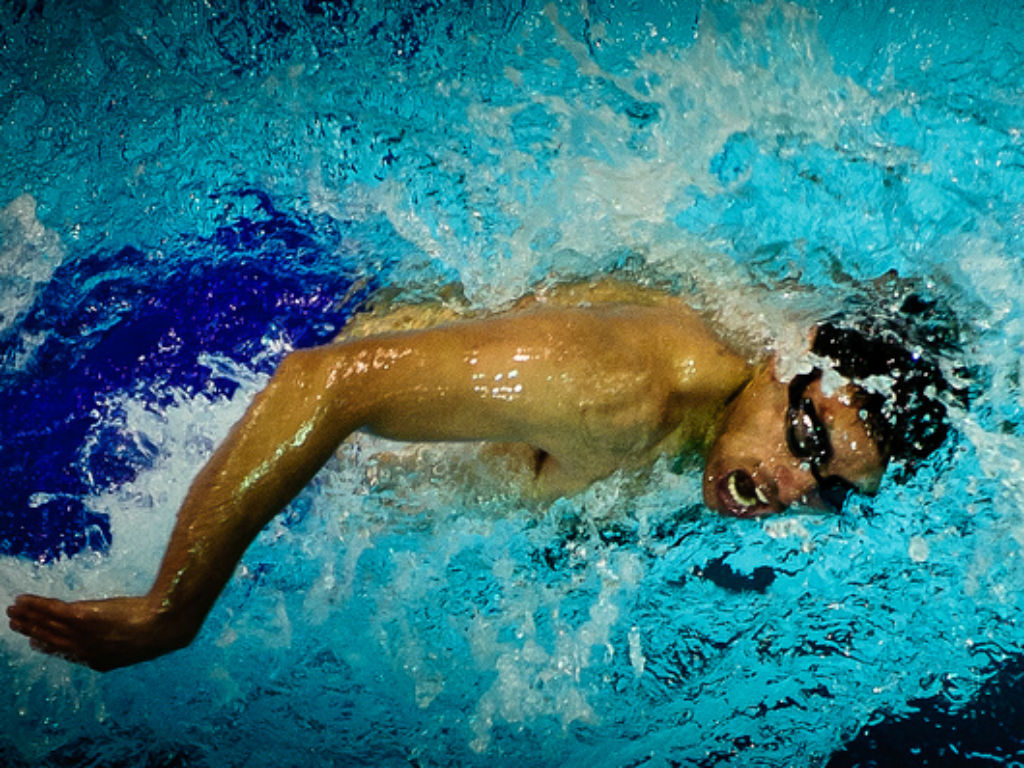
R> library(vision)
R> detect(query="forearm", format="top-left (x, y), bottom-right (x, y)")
top-left (6, 343), bottom-right (385, 671)
top-left (143, 346), bottom-right (367, 629)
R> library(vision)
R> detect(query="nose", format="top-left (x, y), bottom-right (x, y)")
top-left (772, 464), bottom-right (803, 504)
top-left (771, 462), bottom-right (833, 511)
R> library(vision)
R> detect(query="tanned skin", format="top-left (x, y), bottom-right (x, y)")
top-left (7, 285), bottom-right (752, 671)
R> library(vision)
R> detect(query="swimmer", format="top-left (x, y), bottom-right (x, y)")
top-left (6, 279), bottom-right (960, 671)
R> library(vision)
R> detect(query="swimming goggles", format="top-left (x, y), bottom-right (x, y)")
top-left (785, 371), bottom-right (857, 513)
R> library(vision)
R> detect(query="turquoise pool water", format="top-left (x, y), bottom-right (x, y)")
top-left (2, 1), bottom-right (1023, 765)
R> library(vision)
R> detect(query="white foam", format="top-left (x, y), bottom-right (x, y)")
top-left (308, 2), bottom-right (880, 314)
top-left (1, 361), bottom-right (263, 650)
top-left (0, 194), bottom-right (65, 338)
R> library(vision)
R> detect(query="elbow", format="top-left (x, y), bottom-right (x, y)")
top-left (271, 346), bottom-right (344, 400)
top-left (268, 343), bottom-right (377, 429)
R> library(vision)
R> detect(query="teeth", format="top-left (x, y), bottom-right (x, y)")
top-left (728, 473), bottom-right (758, 508)
top-left (725, 472), bottom-right (769, 511)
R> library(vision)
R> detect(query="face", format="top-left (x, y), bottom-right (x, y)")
top-left (702, 360), bottom-right (886, 517)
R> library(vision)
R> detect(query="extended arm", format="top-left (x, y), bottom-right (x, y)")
top-left (9, 341), bottom-right (389, 670)
top-left (8, 322), bottom-right (516, 671)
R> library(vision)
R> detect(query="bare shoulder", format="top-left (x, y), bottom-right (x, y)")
top-left (333, 281), bottom-right (749, 403)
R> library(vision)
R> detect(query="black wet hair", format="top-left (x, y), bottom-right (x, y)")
top-left (809, 291), bottom-right (967, 474)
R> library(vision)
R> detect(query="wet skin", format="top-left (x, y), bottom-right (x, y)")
top-left (703, 361), bottom-right (885, 517)
top-left (7, 285), bottom-right (885, 671)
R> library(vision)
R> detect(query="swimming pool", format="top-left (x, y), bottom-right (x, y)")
top-left (2, 0), bottom-right (1023, 764)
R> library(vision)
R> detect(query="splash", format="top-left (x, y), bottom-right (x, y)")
top-left (2, 0), bottom-right (1024, 766)
top-left (0, 194), bottom-right (65, 336)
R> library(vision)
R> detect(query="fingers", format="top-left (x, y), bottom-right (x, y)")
top-left (7, 594), bottom-right (89, 664)
top-left (8, 595), bottom-right (72, 635)
top-left (8, 594), bottom-right (170, 672)
top-left (9, 594), bottom-right (106, 627)
top-left (29, 630), bottom-right (84, 663)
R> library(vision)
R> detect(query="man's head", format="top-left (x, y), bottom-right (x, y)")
top-left (703, 293), bottom-right (963, 517)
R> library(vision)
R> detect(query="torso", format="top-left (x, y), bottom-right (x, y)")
top-left (342, 279), bottom-right (753, 499)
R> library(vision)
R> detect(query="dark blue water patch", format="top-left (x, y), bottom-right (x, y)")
top-left (829, 653), bottom-right (1024, 766)
top-left (693, 554), bottom-right (776, 594)
top-left (0, 192), bottom-right (393, 561)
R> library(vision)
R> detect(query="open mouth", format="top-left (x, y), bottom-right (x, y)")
top-left (716, 469), bottom-right (773, 517)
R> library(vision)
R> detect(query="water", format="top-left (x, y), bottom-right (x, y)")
top-left (1, 0), bottom-right (1023, 765)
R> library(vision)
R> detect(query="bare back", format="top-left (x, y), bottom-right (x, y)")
top-left (335, 285), bottom-right (752, 493)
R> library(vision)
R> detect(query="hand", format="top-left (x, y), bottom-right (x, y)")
top-left (7, 593), bottom-right (196, 672)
